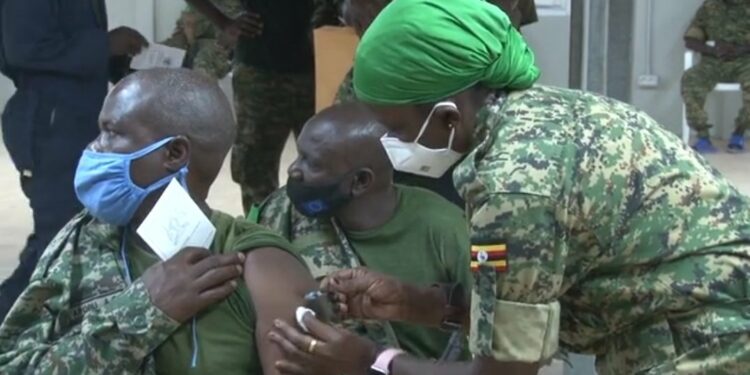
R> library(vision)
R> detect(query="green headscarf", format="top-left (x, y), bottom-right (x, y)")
top-left (353, 0), bottom-right (540, 105)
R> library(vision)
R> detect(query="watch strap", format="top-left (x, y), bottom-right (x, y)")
top-left (370, 348), bottom-right (406, 374)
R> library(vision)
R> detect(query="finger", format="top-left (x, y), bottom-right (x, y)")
top-left (239, 25), bottom-right (262, 37)
top-left (328, 291), bottom-right (347, 303)
top-left (273, 319), bottom-right (320, 349)
top-left (194, 264), bottom-right (243, 291)
top-left (239, 17), bottom-right (263, 28)
top-left (334, 302), bottom-right (349, 317)
top-left (192, 252), bottom-right (245, 276)
top-left (325, 267), bottom-right (372, 293)
top-left (178, 247), bottom-right (212, 264)
top-left (197, 280), bottom-right (238, 304)
top-left (360, 294), bottom-right (383, 320)
top-left (241, 12), bottom-right (262, 21)
top-left (138, 34), bottom-right (149, 47)
top-left (302, 314), bottom-right (341, 342)
top-left (326, 269), bottom-right (357, 284)
top-left (268, 330), bottom-right (316, 362)
top-left (275, 360), bottom-right (309, 375)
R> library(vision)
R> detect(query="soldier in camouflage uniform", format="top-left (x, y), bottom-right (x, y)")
top-left (681, 0), bottom-right (750, 153)
top-left (253, 103), bottom-right (471, 359)
top-left (0, 69), bottom-right (316, 374)
top-left (267, 1), bottom-right (750, 374)
top-left (161, 0), bottom-right (243, 79)
top-left (188, 0), bottom-right (316, 213)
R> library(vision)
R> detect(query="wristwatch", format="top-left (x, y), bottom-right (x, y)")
top-left (369, 348), bottom-right (406, 375)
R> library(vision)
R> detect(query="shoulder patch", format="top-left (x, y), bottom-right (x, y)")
top-left (470, 244), bottom-right (508, 273)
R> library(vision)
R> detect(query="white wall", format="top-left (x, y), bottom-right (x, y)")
top-left (525, 14), bottom-right (572, 87)
top-left (155, 0), bottom-right (187, 41)
top-left (630, 0), bottom-right (742, 139)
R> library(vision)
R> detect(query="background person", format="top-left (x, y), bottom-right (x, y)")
top-left (0, 0), bottom-right (147, 322)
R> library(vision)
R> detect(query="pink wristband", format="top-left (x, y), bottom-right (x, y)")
top-left (371, 348), bottom-right (406, 374)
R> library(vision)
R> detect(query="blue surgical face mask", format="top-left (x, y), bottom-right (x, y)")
top-left (74, 137), bottom-right (188, 226)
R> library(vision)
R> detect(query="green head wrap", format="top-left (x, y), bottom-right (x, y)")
top-left (353, 0), bottom-right (540, 105)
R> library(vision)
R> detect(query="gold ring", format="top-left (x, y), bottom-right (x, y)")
top-left (307, 339), bottom-right (318, 354)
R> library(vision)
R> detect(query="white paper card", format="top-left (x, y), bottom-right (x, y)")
top-left (130, 43), bottom-right (186, 70)
top-left (137, 179), bottom-right (216, 260)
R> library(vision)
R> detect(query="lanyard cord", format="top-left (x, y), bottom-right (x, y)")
top-left (119, 230), bottom-right (199, 368)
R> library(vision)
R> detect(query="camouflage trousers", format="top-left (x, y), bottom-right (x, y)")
top-left (681, 56), bottom-right (750, 138)
top-left (232, 64), bottom-right (315, 212)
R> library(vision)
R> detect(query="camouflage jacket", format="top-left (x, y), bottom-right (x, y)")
top-left (334, 69), bottom-right (355, 104)
top-left (256, 189), bottom-right (401, 349)
top-left (685, 0), bottom-right (750, 45)
top-left (161, 0), bottom-right (243, 79)
top-left (457, 85), bottom-right (750, 372)
top-left (0, 213), bottom-right (179, 375)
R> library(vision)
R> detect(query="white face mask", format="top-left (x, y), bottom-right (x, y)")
top-left (380, 101), bottom-right (464, 179)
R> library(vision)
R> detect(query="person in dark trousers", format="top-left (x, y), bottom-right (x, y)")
top-left (0, 0), bottom-right (147, 321)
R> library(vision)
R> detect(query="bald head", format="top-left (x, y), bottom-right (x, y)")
top-left (301, 103), bottom-right (390, 173)
top-left (289, 103), bottom-right (393, 197)
top-left (101, 68), bottom-right (235, 180)
top-left (106, 68), bottom-right (235, 154)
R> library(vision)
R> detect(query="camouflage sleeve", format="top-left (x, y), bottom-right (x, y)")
top-left (0, 279), bottom-right (179, 374)
top-left (685, 2), bottom-right (708, 40)
top-left (192, 40), bottom-right (233, 79)
top-left (257, 188), bottom-right (293, 238)
top-left (333, 69), bottom-right (356, 104)
top-left (161, 11), bottom-right (191, 50)
top-left (468, 193), bottom-right (561, 363)
top-left (0, 217), bottom-right (180, 373)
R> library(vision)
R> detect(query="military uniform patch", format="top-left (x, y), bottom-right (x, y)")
top-left (470, 244), bottom-right (507, 272)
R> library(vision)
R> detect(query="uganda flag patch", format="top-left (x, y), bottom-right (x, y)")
top-left (470, 244), bottom-right (508, 273)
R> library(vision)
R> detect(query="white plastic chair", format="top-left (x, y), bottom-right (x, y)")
top-left (682, 51), bottom-right (742, 144)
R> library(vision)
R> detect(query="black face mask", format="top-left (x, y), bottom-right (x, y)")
top-left (286, 174), bottom-right (353, 218)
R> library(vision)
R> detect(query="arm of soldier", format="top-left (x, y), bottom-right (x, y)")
top-left (464, 192), bottom-right (562, 367)
top-left (683, 3), bottom-right (715, 56)
top-left (160, 12), bottom-right (191, 50)
top-left (0, 279), bottom-right (179, 374)
top-left (186, 0), bottom-right (233, 30)
top-left (191, 42), bottom-right (233, 80)
top-left (244, 247), bottom-right (318, 375)
top-left (1, 0), bottom-right (109, 78)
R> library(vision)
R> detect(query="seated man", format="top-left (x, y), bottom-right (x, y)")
top-left (333, 0), bottom-right (537, 207)
top-left (681, 0), bottom-right (750, 153)
top-left (0, 69), bottom-right (316, 374)
top-left (255, 103), bottom-right (471, 359)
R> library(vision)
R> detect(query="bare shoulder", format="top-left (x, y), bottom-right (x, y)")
top-left (243, 247), bottom-right (315, 292)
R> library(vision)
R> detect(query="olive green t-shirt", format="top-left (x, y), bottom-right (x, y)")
top-left (346, 186), bottom-right (472, 359)
top-left (126, 210), bottom-right (298, 375)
